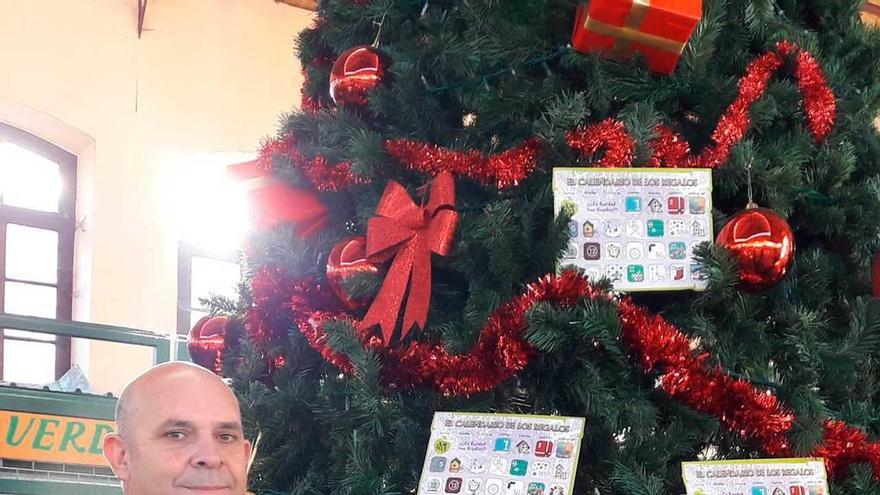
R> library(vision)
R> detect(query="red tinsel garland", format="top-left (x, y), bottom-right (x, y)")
top-left (617, 285), bottom-right (880, 479)
top-left (258, 135), bottom-right (364, 192)
top-left (648, 41), bottom-right (835, 168)
top-left (779, 41), bottom-right (836, 142)
top-left (283, 43), bottom-right (833, 187)
top-left (245, 267), bottom-right (335, 377)
top-left (297, 272), bottom-right (599, 395)
top-left (247, 266), bottom-right (298, 348)
top-left (564, 42), bottom-right (836, 169)
top-left (384, 138), bottom-right (543, 189)
top-left (383, 42), bottom-right (835, 177)
top-left (300, 18), bottom-right (334, 114)
top-left (301, 65), bottom-right (324, 115)
top-left (292, 270), bottom-right (880, 479)
top-left (617, 293), bottom-right (796, 457)
top-left (566, 118), bottom-right (635, 167)
top-left (302, 54), bottom-right (337, 114)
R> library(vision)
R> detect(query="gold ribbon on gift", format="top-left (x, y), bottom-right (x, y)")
top-left (862, 0), bottom-right (880, 27)
top-left (583, 0), bottom-right (687, 56)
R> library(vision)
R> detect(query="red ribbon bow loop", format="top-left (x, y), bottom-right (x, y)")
top-left (358, 172), bottom-right (458, 345)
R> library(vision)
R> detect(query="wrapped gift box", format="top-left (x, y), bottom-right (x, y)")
top-left (572, 0), bottom-right (702, 74)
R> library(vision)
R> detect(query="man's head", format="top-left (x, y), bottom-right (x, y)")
top-left (103, 362), bottom-right (252, 495)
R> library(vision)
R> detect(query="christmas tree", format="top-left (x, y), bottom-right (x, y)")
top-left (195, 0), bottom-right (880, 493)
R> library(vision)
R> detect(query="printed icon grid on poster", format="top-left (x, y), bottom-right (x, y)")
top-left (417, 412), bottom-right (586, 495)
top-left (554, 168), bottom-right (713, 292)
top-left (681, 458), bottom-right (829, 495)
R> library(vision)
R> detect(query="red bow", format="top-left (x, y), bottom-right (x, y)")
top-left (228, 159), bottom-right (327, 235)
top-left (358, 172), bottom-right (458, 344)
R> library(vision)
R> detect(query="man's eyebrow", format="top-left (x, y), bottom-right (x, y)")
top-left (215, 421), bottom-right (244, 432)
top-left (156, 419), bottom-right (195, 430)
top-left (153, 419), bottom-right (242, 432)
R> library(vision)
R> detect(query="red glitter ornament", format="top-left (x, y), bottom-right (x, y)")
top-left (329, 45), bottom-right (387, 107)
top-left (188, 315), bottom-right (230, 375)
top-left (326, 236), bottom-right (380, 309)
top-left (716, 206), bottom-right (795, 291)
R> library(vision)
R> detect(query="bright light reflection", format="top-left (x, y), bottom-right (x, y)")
top-left (170, 152), bottom-right (252, 253)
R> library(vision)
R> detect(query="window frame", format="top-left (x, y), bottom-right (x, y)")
top-left (176, 241), bottom-right (239, 335)
top-left (0, 122), bottom-right (76, 381)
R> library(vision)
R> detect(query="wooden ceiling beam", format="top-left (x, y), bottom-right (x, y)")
top-left (275, 0), bottom-right (317, 11)
top-left (137, 0), bottom-right (148, 38)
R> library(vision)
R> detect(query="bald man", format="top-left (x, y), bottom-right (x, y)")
top-left (103, 362), bottom-right (252, 495)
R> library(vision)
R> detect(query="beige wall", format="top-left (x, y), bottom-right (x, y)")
top-left (0, 0), bottom-right (313, 394)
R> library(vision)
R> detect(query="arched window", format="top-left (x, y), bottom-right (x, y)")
top-left (0, 123), bottom-right (75, 384)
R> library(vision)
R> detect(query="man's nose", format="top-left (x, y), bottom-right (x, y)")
top-left (190, 437), bottom-right (223, 468)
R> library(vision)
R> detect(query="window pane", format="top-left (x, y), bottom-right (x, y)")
top-left (5, 224), bottom-right (58, 283)
top-left (0, 141), bottom-right (62, 212)
top-left (3, 339), bottom-right (55, 385)
top-left (4, 329), bottom-right (55, 341)
top-left (4, 281), bottom-right (57, 318)
top-left (190, 256), bottom-right (240, 308)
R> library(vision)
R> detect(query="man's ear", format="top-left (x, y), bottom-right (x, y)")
top-left (103, 433), bottom-right (131, 481)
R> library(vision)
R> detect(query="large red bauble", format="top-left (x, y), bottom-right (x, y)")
top-left (187, 315), bottom-right (229, 375)
top-left (329, 45), bottom-right (386, 107)
top-left (716, 207), bottom-right (795, 291)
top-left (326, 235), bottom-right (380, 309)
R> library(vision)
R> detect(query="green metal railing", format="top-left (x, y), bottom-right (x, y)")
top-left (1, 313), bottom-right (173, 365)
top-left (0, 313), bottom-right (190, 495)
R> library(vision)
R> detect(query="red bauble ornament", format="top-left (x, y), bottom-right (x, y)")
top-left (329, 45), bottom-right (386, 107)
top-left (326, 236), bottom-right (380, 309)
top-left (188, 315), bottom-right (230, 375)
top-left (716, 207), bottom-right (795, 291)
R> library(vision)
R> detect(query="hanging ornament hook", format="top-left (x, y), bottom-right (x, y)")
top-left (746, 158), bottom-right (757, 209)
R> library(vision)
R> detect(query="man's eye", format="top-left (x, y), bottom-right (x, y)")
top-left (218, 433), bottom-right (237, 443)
top-left (166, 431), bottom-right (186, 440)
